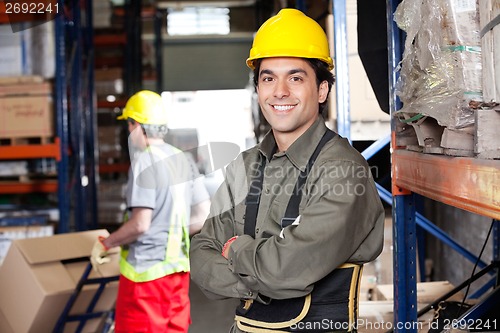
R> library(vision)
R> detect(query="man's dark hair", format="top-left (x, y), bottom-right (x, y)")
top-left (252, 58), bottom-right (335, 116)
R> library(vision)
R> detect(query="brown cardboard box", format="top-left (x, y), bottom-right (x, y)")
top-left (0, 308), bottom-right (14, 333)
top-left (0, 81), bottom-right (53, 139)
top-left (374, 281), bottom-right (463, 304)
top-left (0, 229), bottom-right (120, 333)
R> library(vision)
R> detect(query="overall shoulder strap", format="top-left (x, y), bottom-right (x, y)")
top-left (243, 153), bottom-right (266, 237)
top-left (281, 129), bottom-right (336, 228)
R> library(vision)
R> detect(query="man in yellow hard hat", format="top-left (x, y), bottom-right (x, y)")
top-left (190, 9), bottom-right (384, 333)
top-left (90, 90), bottom-right (211, 333)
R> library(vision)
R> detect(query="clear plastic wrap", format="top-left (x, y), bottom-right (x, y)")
top-left (394, 0), bottom-right (482, 129)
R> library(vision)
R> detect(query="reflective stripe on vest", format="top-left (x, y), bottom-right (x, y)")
top-left (120, 145), bottom-right (191, 282)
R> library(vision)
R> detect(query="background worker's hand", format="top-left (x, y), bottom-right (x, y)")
top-left (90, 236), bottom-right (110, 269)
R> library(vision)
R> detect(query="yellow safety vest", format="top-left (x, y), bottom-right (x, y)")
top-left (120, 145), bottom-right (191, 282)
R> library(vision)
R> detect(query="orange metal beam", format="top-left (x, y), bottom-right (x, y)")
top-left (95, 56), bottom-right (124, 68)
top-left (0, 180), bottom-right (57, 193)
top-left (97, 100), bottom-right (127, 108)
top-left (393, 149), bottom-right (500, 219)
top-left (0, 138), bottom-right (61, 161)
top-left (99, 163), bottom-right (129, 174)
top-left (94, 34), bottom-right (127, 46)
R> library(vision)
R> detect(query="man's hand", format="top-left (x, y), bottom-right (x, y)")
top-left (221, 236), bottom-right (238, 259)
top-left (90, 236), bottom-right (110, 269)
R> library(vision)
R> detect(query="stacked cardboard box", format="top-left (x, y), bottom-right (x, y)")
top-left (0, 76), bottom-right (53, 140)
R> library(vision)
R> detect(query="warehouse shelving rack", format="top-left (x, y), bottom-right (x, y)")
top-left (384, 1), bottom-right (500, 332)
top-left (0, 0), bottom-right (98, 233)
top-left (329, 0), bottom-right (499, 332)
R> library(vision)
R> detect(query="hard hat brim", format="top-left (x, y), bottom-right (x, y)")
top-left (246, 55), bottom-right (334, 71)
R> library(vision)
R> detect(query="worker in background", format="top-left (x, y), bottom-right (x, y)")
top-left (91, 90), bottom-right (211, 333)
top-left (190, 9), bottom-right (384, 333)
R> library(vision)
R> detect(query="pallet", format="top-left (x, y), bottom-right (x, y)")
top-left (396, 116), bottom-right (445, 155)
top-left (395, 110), bottom-right (499, 159)
top-left (0, 75), bottom-right (44, 86)
top-left (0, 136), bottom-right (53, 146)
top-left (0, 173), bottom-right (57, 183)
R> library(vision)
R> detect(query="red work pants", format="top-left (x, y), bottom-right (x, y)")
top-left (114, 272), bottom-right (191, 333)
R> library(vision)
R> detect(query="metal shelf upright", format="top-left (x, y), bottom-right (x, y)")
top-left (386, 1), bottom-right (500, 332)
top-left (56, 0), bottom-right (98, 233)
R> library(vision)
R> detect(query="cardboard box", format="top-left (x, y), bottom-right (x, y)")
top-left (0, 308), bottom-right (14, 333)
top-left (374, 281), bottom-right (463, 304)
top-left (0, 82), bottom-right (53, 139)
top-left (0, 229), bottom-right (120, 333)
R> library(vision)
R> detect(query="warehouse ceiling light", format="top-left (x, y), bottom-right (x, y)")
top-left (166, 7), bottom-right (230, 35)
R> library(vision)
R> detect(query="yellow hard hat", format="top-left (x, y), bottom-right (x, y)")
top-left (117, 90), bottom-right (168, 125)
top-left (246, 8), bottom-right (333, 70)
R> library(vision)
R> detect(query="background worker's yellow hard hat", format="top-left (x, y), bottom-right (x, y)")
top-left (246, 8), bottom-right (334, 70)
top-left (117, 90), bottom-right (168, 125)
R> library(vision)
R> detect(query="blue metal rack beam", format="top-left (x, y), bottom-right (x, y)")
top-left (57, 0), bottom-right (98, 232)
top-left (361, 134), bottom-right (391, 160)
top-left (392, 193), bottom-right (418, 332)
top-left (55, 0), bottom-right (70, 234)
top-left (68, 0), bottom-right (86, 231)
top-left (386, 0), bottom-right (417, 330)
top-left (86, 0), bottom-right (98, 230)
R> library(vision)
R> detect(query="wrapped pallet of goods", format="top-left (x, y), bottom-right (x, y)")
top-left (392, 0), bottom-right (495, 156)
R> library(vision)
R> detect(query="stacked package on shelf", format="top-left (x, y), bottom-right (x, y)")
top-left (98, 125), bottom-right (123, 164)
top-left (94, 67), bottom-right (124, 97)
top-left (0, 76), bottom-right (54, 141)
top-left (394, 0), bottom-right (482, 130)
top-left (92, 0), bottom-right (113, 28)
top-left (0, 22), bottom-right (55, 79)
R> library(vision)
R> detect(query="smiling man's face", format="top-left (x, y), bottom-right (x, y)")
top-left (256, 57), bottom-right (328, 143)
